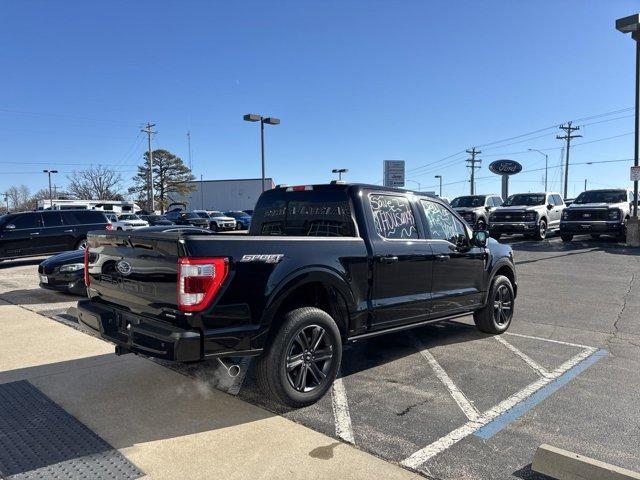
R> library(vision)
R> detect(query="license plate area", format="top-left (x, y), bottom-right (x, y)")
top-left (40, 275), bottom-right (48, 284)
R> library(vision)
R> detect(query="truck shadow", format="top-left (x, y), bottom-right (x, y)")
top-left (0, 258), bottom-right (43, 269)
top-left (506, 236), bottom-right (640, 258)
top-left (0, 288), bottom-right (78, 305)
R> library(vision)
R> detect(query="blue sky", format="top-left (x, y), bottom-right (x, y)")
top-left (1, 0), bottom-right (639, 200)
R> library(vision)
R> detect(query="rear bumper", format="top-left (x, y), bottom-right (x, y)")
top-left (76, 300), bottom-right (202, 362)
top-left (560, 221), bottom-right (623, 234)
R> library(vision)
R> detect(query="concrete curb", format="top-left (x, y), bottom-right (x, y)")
top-left (532, 444), bottom-right (640, 480)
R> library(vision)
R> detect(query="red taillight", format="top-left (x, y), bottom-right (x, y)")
top-left (84, 246), bottom-right (90, 287)
top-left (105, 223), bottom-right (113, 231)
top-left (177, 257), bottom-right (229, 312)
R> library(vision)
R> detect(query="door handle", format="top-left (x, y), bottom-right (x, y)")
top-left (30, 232), bottom-right (39, 236)
top-left (64, 229), bottom-right (74, 233)
top-left (435, 254), bottom-right (450, 261)
top-left (378, 255), bottom-right (399, 264)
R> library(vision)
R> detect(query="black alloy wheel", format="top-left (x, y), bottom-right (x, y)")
top-left (493, 284), bottom-right (513, 326)
top-left (285, 324), bottom-right (334, 393)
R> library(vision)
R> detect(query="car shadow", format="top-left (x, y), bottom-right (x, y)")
top-left (0, 258), bottom-right (45, 269)
top-left (0, 288), bottom-right (78, 305)
top-left (504, 235), bottom-right (640, 258)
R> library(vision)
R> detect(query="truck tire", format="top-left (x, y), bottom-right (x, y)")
top-left (473, 275), bottom-right (514, 334)
top-left (618, 218), bottom-right (628, 242)
top-left (534, 219), bottom-right (547, 240)
top-left (210, 222), bottom-right (218, 232)
top-left (256, 307), bottom-right (342, 408)
top-left (561, 234), bottom-right (573, 242)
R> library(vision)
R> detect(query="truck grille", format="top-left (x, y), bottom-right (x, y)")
top-left (565, 209), bottom-right (608, 221)
top-left (492, 212), bottom-right (526, 222)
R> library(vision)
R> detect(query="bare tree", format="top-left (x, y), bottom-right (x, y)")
top-left (5, 185), bottom-right (31, 211)
top-left (67, 165), bottom-right (124, 200)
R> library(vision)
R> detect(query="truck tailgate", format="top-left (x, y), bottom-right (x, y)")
top-left (86, 231), bottom-right (184, 316)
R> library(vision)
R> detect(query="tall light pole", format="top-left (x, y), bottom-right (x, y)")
top-left (616, 14), bottom-right (640, 246)
top-left (528, 148), bottom-right (549, 192)
top-left (331, 168), bottom-right (348, 181)
top-left (244, 114), bottom-right (280, 192)
top-left (434, 175), bottom-right (443, 197)
top-left (2, 192), bottom-right (8, 213)
top-left (405, 179), bottom-right (421, 191)
top-left (43, 170), bottom-right (58, 208)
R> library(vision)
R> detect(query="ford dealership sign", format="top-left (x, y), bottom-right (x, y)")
top-left (489, 159), bottom-right (522, 176)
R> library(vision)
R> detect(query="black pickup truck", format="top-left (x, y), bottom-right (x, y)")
top-left (77, 183), bottom-right (517, 407)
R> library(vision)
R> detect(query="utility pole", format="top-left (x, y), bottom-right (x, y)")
top-left (557, 122), bottom-right (582, 200)
top-left (141, 123), bottom-right (157, 212)
top-left (584, 179), bottom-right (588, 192)
top-left (2, 192), bottom-right (8, 213)
top-left (43, 170), bottom-right (58, 209)
top-left (187, 131), bottom-right (193, 171)
top-left (465, 147), bottom-right (481, 195)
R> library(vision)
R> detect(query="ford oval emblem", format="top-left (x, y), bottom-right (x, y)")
top-left (489, 159), bottom-right (522, 176)
top-left (116, 260), bottom-right (132, 276)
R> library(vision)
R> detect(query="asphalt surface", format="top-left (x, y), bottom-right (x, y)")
top-left (1, 233), bottom-right (638, 480)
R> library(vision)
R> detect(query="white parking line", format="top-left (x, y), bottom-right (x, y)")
top-left (331, 373), bottom-right (355, 444)
top-left (494, 335), bottom-right (551, 378)
top-left (505, 331), bottom-right (593, 350)
top-left (401, 346), bottom-right (597, 470)
top-left (413, 334), bottom-right (480, 421)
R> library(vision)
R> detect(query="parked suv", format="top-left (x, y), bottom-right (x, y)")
top-left (164, 210), bottom-right (210, 228)
top-left (450, 194), bottom-right (503, 230)
top-left (560, 189), bottom-right (634, 242)
top-left (204, 211), bottom-right (237, 231)
top-left (489, 192), bottom-right (565, 240)
top-left (0, 210), bottom-right (109, 262)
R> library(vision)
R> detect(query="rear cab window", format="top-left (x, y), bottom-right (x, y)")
top-left (251, 186), bottom-right (356, 237)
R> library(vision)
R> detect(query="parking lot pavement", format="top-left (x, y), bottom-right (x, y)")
top-left (0, 304), bottom-right (419, 480)
top-left (0, 235), bottom-right (639, 480)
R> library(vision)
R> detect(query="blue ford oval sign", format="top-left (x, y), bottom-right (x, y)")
top-left (489, 159), bottom-right (522, 176)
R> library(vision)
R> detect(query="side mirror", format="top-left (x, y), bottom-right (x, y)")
top-left (473, 230), bottom-right (488, 248)
top-left (546, 204), bottom-right (553, 210)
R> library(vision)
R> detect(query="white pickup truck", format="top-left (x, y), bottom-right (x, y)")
top-left (109, 213), bottom-right (149, 231)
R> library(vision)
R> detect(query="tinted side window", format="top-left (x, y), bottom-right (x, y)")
top-left (369, 194), bottom-right (418, 240)
top-left (61, 211), bottom-right (106, 225)
top-left (11, 213), bottom-right (43, 229)
top-left (42, 211), bottom-right (63, 227)
top-left (421, 200), bottom-right (467, 244)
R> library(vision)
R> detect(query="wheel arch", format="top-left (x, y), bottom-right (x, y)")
top-left (484, 260), bottom-right (517, 304)
top-left (261, 268), bottom-right (356, 341)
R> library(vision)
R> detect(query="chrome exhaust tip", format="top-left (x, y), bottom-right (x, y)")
top-left (217, 358), bottom-right (241, 377)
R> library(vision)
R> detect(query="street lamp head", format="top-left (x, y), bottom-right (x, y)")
top-left (332, 168), bottom-right (348, 174)
top-left (434, 175), bottom-right (442, 179)
top-left (616, 13), bottom-right (640, 33)
top-left (243, 114), bottom-right (262, 122)
top-left (263, 117), bottom-right (280, 125)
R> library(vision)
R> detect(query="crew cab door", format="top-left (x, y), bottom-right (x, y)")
top-left (418, 198), bottom-right (485, 317)
top-left (364, 191), bottom-right (433, 329)
top-left (546, 194), bottom-right (563, 228)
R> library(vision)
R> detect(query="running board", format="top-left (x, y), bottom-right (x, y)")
top-left (347, 312), bottom-right (472, 342)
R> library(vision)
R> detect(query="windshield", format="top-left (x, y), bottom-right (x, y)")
top-left (209, 211), bottom-right (224, 216)
top-left (183, 212), bottom-right (200, 219)
top-left (450, 196), bottom-right (486, 208)
top-left (194, 212), bottom-right (210, 218)
top-left (574, 190), bottom-right (627, 204)
top-left (119, 214), bottom-right (140, 220)
top-left (504, 194), bottom-right (545, 206)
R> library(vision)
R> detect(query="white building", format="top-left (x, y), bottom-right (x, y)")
top-left (169, 178), bottom-right (275, 212)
